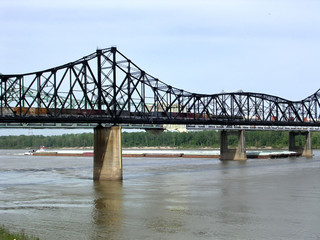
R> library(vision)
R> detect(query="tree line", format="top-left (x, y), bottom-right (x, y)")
top-left (1, 130), bottom-right (320, 149)
top-left (0, 133), bottom-right (94, 149)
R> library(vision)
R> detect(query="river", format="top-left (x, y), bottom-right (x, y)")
top-left (0, 149), bottom-right (319, 240)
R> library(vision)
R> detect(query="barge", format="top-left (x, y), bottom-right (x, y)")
top-left (32, 149), bottom-right (301, 159)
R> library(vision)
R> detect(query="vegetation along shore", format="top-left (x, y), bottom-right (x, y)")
top-left (1, 130), bottom-right (320, 149)
top-left (0, 225), bottom-right (39, 240)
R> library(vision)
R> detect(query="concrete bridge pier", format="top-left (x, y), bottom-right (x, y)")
top-left (94, 125), bottom-right (123, 181)
top-left (289, 131), bottom-right (313, 157)
top-left (220, 130), bottom-right (247, 161)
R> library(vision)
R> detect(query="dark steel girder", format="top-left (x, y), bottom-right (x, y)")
top-left (1, 47), bottom-right (320, 127)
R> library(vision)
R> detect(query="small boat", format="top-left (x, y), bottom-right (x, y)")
top-left (24, 146), bottom-right (46, 155)
top-left (24, 149), bottom-right (35, 155)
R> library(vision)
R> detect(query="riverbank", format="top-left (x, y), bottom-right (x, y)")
top-left (0, 225), bottom-right (38, 240)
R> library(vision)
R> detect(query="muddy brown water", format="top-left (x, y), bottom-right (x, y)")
top-left (0, 149), bottom-right (319, 239)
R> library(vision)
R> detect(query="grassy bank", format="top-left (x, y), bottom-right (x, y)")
top-left (0, 226), bottom-right (39, 240)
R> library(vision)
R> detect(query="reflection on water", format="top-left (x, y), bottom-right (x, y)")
top-left (93, 181), bottom-right (123, 239)
top-left (0, 149), bottom-right (320, 239)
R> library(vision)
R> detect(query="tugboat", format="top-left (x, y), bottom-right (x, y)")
top-left (24, 149), bottom-right (35, 155)
top-left (24, 146), bottom-right (46, 155)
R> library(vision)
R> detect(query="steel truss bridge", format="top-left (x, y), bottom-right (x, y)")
top-left (1, 47), bottom-right (320, 130)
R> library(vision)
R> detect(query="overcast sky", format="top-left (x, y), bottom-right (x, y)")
top-left (1, 0), bottom-right (319, 100)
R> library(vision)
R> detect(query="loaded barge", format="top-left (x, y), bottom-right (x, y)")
top-left (31, 148), bottom-right (301, 159)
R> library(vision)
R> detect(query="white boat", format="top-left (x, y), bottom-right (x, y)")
top-left (24, 150), bottom-right (35, 155)
top-left (24, 146), bottom-right (46, 155)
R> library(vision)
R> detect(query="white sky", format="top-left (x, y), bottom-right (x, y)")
top-left (0, 0), bottom-right (320, 135)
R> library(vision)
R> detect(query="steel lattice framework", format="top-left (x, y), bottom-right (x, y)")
top-left (1, 47), bottom-right (320, 127)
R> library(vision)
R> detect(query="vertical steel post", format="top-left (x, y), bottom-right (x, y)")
top-left (262, 99), bottom-right (265, 121)
top-left (127, 60), bottom-right (131, 114)
top-left (19, 77), bottom-right (22, 113)
top-left (53, 70), bottom-right (57, 117)
top-left (315, 99), bottom-right (317, 122)
top-left (69, 68), bottom-right (72, 110)
top-left (247, 95), bottom-right (250, 120)
top-left (22, 77), bottom-right (25, 107)
top-left (97, 49), bottom-right (102, 112)
top-left (169, 89), bottom-right (172, 118)
top-left (0, 78), bottom-right (3, 116)
top-left (4, 80), bottom-right (7, 114)
top-left (231, 94), bottom-right (234, 119)
top-left (193, 96), bottom-right (196, 120)
top-left (37, 74), bottom-right (41, 115)
top-left (112, 47), bottom-right (117, 120)
top-left (141, 72), bottom-right (145, 114)
top-left (84, 62), bottom-right (88, 112)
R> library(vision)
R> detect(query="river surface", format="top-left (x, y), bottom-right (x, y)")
top-left (0, 149), bottom-right (319, 240)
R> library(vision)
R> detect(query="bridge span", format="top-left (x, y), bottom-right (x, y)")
top-left (1, 47), bottom-right (319, 180)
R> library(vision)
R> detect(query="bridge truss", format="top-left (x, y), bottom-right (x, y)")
top-left (1, 47), bottom-right (320, 127)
